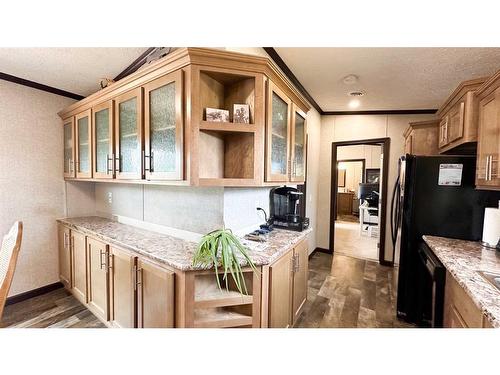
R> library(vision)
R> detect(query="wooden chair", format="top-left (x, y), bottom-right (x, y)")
top-left (0, 222), bottom-right (23, 321)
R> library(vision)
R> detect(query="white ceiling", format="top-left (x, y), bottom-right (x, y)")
top-left (275, 48), bottom-right (500, 111)
top-left (0, 48), bottom-right (148, 96)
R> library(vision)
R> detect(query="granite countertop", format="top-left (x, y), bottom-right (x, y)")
top-left (423, 235), bottom-right (500, 327)
top-left (58, 216), bottom-right (311, 271)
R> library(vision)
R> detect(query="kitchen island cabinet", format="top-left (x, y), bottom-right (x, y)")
top-left (57, 216), bottom-right (310, 328)
top-left (423, 236), bottom-right (499, 328)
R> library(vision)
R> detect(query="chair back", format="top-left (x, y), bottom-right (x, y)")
top-left (0, 221), bottom-right (23, 320)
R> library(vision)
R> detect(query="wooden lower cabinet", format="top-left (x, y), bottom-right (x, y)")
top-left (58, 223), bottom-right (309, 329)
top-left (443, 271), bottom-right (492, 328)
top-left (267, 239), bottom-right (309, 328)
top-left (268, 250), bottom-right (293, 328)
top-left (71, 230), bottom-right (87, 304)
top-left (137, 259), bottom-right (175, 328)
top-left (87, 237), bottom-right (110, 322)
top-left (109, 246), bottom-right (136, 328)
top-left (57, 224), bottom-right (72, 288)
top-left (292, 240), bottom-right (308, 325)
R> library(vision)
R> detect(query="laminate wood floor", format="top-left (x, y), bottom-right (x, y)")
top-left (2, 252), bottom-right (412, 329)
top-left (296, 252), bottom-right (414, 328)
top-left (1, 288), bottom-right (105, 328)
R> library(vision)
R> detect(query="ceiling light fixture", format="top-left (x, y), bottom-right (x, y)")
top-left (349, 99), bottom-right (360, 109)
top-left (343, 74), bottom-right (359, 85)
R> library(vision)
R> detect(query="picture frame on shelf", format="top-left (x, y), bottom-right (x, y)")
top-left (205, 108), bottom-right (230, 122)
top-left (233, 104), bottom-right (250, 124)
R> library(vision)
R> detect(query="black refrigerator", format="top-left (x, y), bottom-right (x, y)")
top-left (391, 154), bottom-right (500, 326)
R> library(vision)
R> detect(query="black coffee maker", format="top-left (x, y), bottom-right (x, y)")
top-left (269, 186), bottom-right (309, 231)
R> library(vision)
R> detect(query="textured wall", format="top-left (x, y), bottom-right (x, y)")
top-left (0, 80), bottom-right (75, 296)
top-left (316, 114), bottom-right (436, 262)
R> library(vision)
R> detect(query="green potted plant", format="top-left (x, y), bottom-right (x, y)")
top-left (192, 228), bottom-right (258, 295)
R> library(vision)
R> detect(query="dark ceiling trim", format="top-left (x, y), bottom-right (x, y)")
top-left (113, 47), bottom-right (157, 81)
top-left (323, 109), bottom-right (438, 116)
top-left (0, 71), bottom-right (84, 100)
top-left (263, 47), bottom-right (323, 114)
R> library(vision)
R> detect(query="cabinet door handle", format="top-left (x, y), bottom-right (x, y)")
top-left (133, 266), bottom-right (142, 290)
top-left (295, 253), bottom-right (300, 272)
top-left (107, 154), bottom-right (114, 174)
top-left (486, 155), bottom-right (491, 181)
top-left (115, 156), bottom-right (120, 172)
top-left (99, 249), bottom-right (106, 270)
top-left (143, 151), bottom-right (153, 173)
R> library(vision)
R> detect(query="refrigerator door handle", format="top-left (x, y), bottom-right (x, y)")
top-left (390, 175), bottom-right (400, 248)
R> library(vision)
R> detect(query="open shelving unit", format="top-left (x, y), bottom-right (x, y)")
top-left (190, 269), bottom-right (261, 328)
top-left (195, 67), bottom-right (265, 186)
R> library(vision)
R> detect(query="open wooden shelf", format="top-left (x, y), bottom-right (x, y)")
top-left (200, 70), bottom-right (255, 124)
top-left (200, 121), bottom-right (257, 133)
top-left (194, 307), bottom-right (253, 328)
top-left (195, 281), bottom-right (253, 309)
top-left (199, 130), bottom-right (255, 180)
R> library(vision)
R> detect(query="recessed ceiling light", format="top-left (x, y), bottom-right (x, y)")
top-left (349, 99), bottom-right (360, 109)
top-left (343, 74), bottom-right (359, 85)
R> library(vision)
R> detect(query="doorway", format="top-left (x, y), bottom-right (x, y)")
top-left (329, 138), bottom-right (390, 264)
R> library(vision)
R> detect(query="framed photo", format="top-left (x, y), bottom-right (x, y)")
top-left (365, 168), bottom-right (380, 184)
top-left (338, 169), bottom-right (346, 187)
top-left (205, 108), bottom-right (230, 122)
top-left (233, 104), bottom-right (250, 124)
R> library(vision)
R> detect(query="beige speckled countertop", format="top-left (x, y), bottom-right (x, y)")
top-left (57, 216), bottom-right (311, 271)
top-left (423, 235), bottom-right (500, 327)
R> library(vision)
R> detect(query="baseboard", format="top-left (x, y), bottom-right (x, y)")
top-left (5, 282), bottom-right (63, 306)
top-left (309, 247), bottom-right (332, 258)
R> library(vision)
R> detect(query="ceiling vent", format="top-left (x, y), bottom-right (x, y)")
top-left (348, 91), bottom-right (365, 97)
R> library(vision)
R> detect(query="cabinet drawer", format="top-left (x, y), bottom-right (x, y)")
top-left (445, 273), bottom-right (483, 328)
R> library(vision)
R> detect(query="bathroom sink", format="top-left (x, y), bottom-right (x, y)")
top-left (477, 271), bottom-right (500, 292)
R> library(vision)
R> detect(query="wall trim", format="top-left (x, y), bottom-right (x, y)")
top-left (113, 47), bottom-right (157, 81)
top-left (263, 47), bottom-right (323, 114)
top-left (0, 72), bottom-right (84, 100)
top-left (5, 282), bottom-right (63, 306)
top-left (323, 109), bottom-right (438, 116)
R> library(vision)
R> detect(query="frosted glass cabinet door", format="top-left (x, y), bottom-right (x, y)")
top-left (266, 81), bottom-right (291, 182)
top-left (75, 110), bottom-right (92, 178)
top-left (63, 117), bottom-right (75, 178)
top-left (291, 105), bottom-right (307, 182)
top-left (93, 100), bottom-right (114, 179)
top-left (144, 71), bottom-right (183, 180)
top-left (115, 88), bottom-right (143, 179)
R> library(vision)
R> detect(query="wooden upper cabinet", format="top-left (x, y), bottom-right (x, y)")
top-left (137, 259), bottom-right (174, 328)
top-left (75, 109), bottom-right (92, 178)
top-left (92, 100), bottom-right (114, 179)
top-left (290, 105), bottom-right (307, 182)
top-left (115, 88), bottom-right (143, 180)
top-left (144, 70), bottom-right (184, 181)
top-left (476, 71), bottom-right (500, 190)
top-left (437, 77), bottom-right (486, 153)
top-left (266, 81), bottom-right (291, 182)
top-left (404, 120), bottom-right (439, 156)
top-left (109, 246), bottom-right (136, 328)
top-left (58, 224), bottom-right (72, 289)
top-left (58, 48), bottom-right (312, 187)
top-left (438, 116), bottom-right (449, 148)
top-left (448, 101), bottom-right (465, 143)
top-left (63, 117), bottom-right (75, 178)
top-left (87, 237), bottom-right (110, 322)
